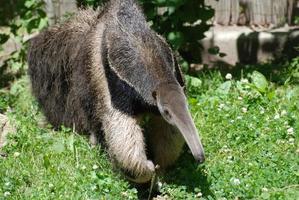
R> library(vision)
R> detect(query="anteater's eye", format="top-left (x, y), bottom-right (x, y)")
top-left (152, 91), bottom-right (157, 100)
top-left (164, 109), bottom-right (171, 119)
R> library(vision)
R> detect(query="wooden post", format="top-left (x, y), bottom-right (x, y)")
top-left (215, 0), bottom-right (231, 25)
top-left (231, 0), bottom-right (240, 25)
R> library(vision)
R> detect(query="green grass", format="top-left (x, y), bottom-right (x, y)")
top-left (0, 66), bottom-right (298, 199)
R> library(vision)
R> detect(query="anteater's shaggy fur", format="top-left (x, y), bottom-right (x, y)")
top-left (28, 0), bottom-right (204, 183)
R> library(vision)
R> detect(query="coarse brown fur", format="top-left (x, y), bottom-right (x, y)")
top-left (28, 0), bottom-right (203, 183)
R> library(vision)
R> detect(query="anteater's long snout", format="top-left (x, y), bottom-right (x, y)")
top-left (155, 84), bottom-right (205, 163)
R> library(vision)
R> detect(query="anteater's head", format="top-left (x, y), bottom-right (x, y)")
top-left (105, 25), bottom-right (205, 164)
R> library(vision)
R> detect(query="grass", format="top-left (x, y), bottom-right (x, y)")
top-left (0, 63), bottom-right (298, 199)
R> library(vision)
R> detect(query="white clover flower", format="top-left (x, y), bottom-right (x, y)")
top-left (13, 152), bottom-right (21, 157)
top-left (274, 114), bottom-right (280, 120)
top-left (222, 146), bottom-right (231, 153)
top-left (262, 187), bottom-right (268, 192)
top-left (242, 107), bottom-right (248, 113)
top-left (238, 96), bottom-right (243, 100)
top-left (287, 127), bottom-right (294, 135)
top-left (81, 165), bottom-right (87, 170)
top-left (284, 121), bottom-right (289, 126)
top-left (219, 198), bottom-right (227, 200)
top-left (237, 116), bottom-right (242, 120)
top-left (222, 146), bottom-right (232, 152)
top-left (91, 185), bottom-right (97, 191)
top-left (92, 165), bottom-right (99, 170)
top-left (4, 192), bottom-right (11, 197)
top-left (196, 192), bottom-right (203, 197)
top-left (281, 110), bottom-right (287, 116)
top-left (121, 192), bottom-right (129, 197)
top-left (241, 79), bottom-right (249, 84)
top-left (289, 138), bottom-right (295, 144)
top-left (219, 103), bottom-right (225, 109)
top-left (276, 139), bottom-right (285, 144)
top-left (225, 73), bottom-right (232, 80)
top-left (230, 178), bottom-right (241, 185)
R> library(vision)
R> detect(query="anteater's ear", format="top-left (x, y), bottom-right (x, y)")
top-left (105, 29), bottom-right (140, 80)
top-left (174, 56), bottom-right (185, 88)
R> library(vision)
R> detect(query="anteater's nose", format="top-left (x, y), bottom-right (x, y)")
top-left (194, 153), bottom-right (205, 164)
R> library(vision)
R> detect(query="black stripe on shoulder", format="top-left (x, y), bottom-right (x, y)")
top-left (101, 31), bottom-right (159, 116)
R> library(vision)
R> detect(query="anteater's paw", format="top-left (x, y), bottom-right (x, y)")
top-left (125, 160), bottom-right (155, 184)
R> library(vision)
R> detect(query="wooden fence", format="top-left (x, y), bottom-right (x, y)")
top-left (45, 0), bottom-right (299, 27)
top-left (205, 0), bottom-right (299, 27)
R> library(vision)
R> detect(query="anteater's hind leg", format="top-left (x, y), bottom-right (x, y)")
top-left (89, 131), bottom-right (99, 146)
top-left (147, 115), bottom-right (185, 170)
top-left (102, 109), bottom-right (155, 183)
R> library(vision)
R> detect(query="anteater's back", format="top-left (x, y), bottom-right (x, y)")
top-left (28, 9), bottom-right (100, 127)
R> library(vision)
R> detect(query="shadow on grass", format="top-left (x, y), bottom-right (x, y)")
top-left (163, 151), bottom-right (215, 199)
top-left (133, 149), bottom-right (215, 200)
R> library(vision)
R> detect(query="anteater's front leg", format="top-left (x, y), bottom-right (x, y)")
top-left (102, 109), bottom-right (155, 183)
top-left (147, 115), bottom-right (185, 170)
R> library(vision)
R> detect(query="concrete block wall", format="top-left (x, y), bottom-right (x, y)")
top-left (200, 26), bottom-right (299, 66)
